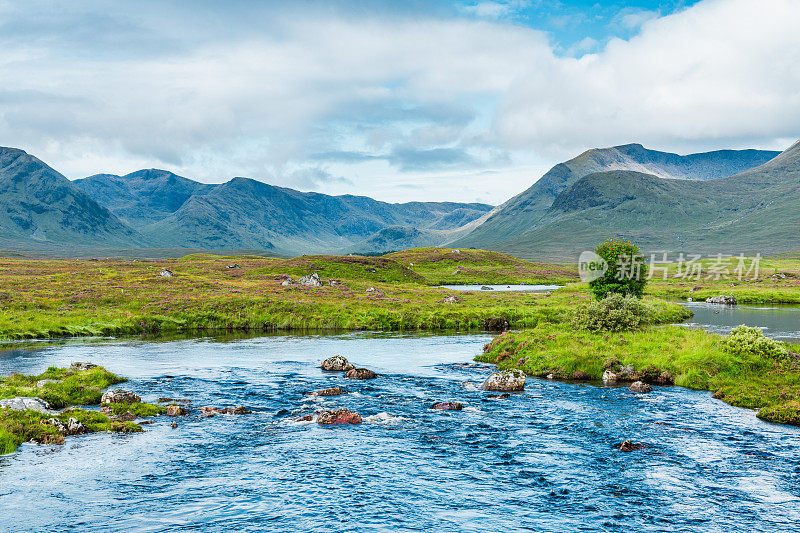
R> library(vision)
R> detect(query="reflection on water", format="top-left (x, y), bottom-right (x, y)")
top-left (680, 301), bottom-right (800, 344)
top-left (1, 332), bottom-right (800, 532)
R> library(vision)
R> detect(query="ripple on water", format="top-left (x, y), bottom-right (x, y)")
top-left (1, 332), bottom-right (800, 532)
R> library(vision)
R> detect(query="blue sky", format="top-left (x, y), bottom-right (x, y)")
top-left (0, 0), bottom-right (797, 204)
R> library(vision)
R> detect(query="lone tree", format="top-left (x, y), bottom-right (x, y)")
top-left (590, 238), bottom-right (648, 299)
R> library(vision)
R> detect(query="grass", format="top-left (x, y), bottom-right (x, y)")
top-left (0, 365), bottom-right (157, 454)
top-left (0, 249), bottom-right (578, 340)
top-left (477, 322), bottom-right (800, 426)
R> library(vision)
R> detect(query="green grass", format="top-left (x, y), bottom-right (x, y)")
top-left (477, 322), bottom-right (800, 426)
top-left (105, 402), bottom-right (165, 417)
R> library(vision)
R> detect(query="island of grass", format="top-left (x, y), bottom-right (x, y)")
top-left (0, 364), bottom-right (163, 454)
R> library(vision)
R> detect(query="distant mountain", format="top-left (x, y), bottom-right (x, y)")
top-left (0, 147), bottom-right (140, 249)
top-left (454, 144), bottom-right (781, 251)
top-left (74, 169), bottom-right (492, 255)
top-left (480, 141), bottom-right (800, 259)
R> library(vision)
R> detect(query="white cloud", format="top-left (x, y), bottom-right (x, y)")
top-left (0, 0), bottom-right (798, 204)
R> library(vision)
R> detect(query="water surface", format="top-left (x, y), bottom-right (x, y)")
top-left (2, 332), bottom-right (800, 532)
top-left (680, 301), bottom-right (800, 344)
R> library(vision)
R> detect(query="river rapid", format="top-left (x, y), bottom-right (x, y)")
top-left (2, 328), bottom-right (800, 532)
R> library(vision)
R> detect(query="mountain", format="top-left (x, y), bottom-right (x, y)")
top-left (74, 170), bottom-right (493, 255)
top-left (454, 144), bottom-right (781, 251)
top-left (0, 147), bottom-right (140, 249)
top-left (483, 140), bottom-right (800, 259)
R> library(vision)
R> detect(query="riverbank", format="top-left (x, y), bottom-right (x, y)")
top-left (477, 323), bottom-right (800, 426)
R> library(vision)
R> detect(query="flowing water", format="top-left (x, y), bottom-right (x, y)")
top-left (2, 331), bottom-right (800, 532)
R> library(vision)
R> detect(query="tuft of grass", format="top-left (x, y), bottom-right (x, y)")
top-left (105, 403), bottom-right (164, 417)
top-left (0, 366), bottom-right (126, 409)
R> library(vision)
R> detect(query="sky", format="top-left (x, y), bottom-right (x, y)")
top-left (0, 0), bottom-right (798, 205)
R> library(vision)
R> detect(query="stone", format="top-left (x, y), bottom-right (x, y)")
top-left (101, 389), bottom-right (141, 405)
top-left (281, 278), bottom-right (296, 286)
top-left (321, 355), bottom-right (355, 372)
top-left (431, 402), bottom-right (463, 411)
top-left (572, 371), bottom-right (592, 381)
top-left (619, 440), bottom-right (644, 452)
top-left (0, 397), bottom-right (55, 413)
top-left (306, 387), bottom-right (345, 397)
top-left (115, 411), bottom-right (137, 422)
top-left (317, 408), bottom-right (362, 425)
top-left (486, 393), bottom-right (511, 399)
top-left (67, 417), bottom-right (89, 435)
top-left (70, 362), bottom-right (97, 371)
top-left (44, 418), bottom-right (68, 434)
top-left (482, 369), bottom-right (526, 392)
top-left (442, 296), bottom-right (461, 304)
top-left (36, 379), bottom-right (61, 388)
top-left (629, 381), bottom-right (653, 393)
top-left (165, 405), bottom-right (187, 416)
top-left (706, 295), bottom-right (737, 305)
top-left (231, 406), bottom-right (251, 415)
top-left (602, 370), bottom-right (618, 383)
top-left (345, 368), bottom-right (377, 380)
top-left (226, 264), bottom-right (239, 269)
top-left (299, 273), bottom-right (323, 287)
top-left (171, 421), bottom-right (178, 429)
top-left (480, 286), bottom-right (492, 290)
top-left (159, 269), bottom-right (173, 278)
top-left (295, 414), bottom-right (314, 422)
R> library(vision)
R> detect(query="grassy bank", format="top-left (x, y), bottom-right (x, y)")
top-left (477, 324), bottom-right (800, 426)
top-left (0, 365), bottom-right (156, 454)
top-left (0, 250), bottom-right (578, 340)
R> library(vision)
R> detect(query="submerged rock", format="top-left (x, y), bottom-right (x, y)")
top-left (619, 440), bottom-right (645, 452)
top-left (165, 405), bottom-right (187, 416)
top-left (306, 387), bottom-right (345, 397)
top-left (200, 405), bottom-right (251, 417)
top-left (431, 402), bottom-right (463, 411)
top-left (0, 397), bottom-right (55, 413)
top-left (321, 356), bottom-right (355, 372)
top-left (482, 369), bottom-right (526, 391)
top-left (706, 295), bottom-right (737, 305)
top-left (629, 381), bottom-right (653, 393)
top-left (486, 393), bottom-right (511, 400)
top-left (317, 408), bottom-right (362, 425)
top-left (345, 368), bottom-right (378, 380)
top-left (101, 389), bottom-right (141, 405)
top-left (299, 273), bottom-right (323, 287)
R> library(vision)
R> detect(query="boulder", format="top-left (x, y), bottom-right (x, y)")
top-left (628, 381), bottom-right (653, 393)
top-left (706, 295), bottom-right (737, 305)
top-left (281, 278), bottom-right (296, 286)
top-left (345, 368), bottom-right (378, 380)
top-left (619, 440), bottom-right (644, 452)
top-left (159, 269), bottom-right (173, 278)
top-left (601, 370), bottom-right (617, 383)
top-left (431, 402), bottom-right (463, 411)
top-left (36, 379), bottom-right (61, 388)
top-left (317, 408), bottom-right (362, 425)
top-left (70, 362), bottom-right (97, 371)
top-left (0, 397), bottom-right (55, 413)
top-left (165, 405), bottom-right (187, 416)
top-left (321, 355), bottom-right (355, 372)
top-left (67, 417), bottom-right (89, 435)
top-left (231, 406), bottom-right (251, 415)
top-left (115, 411), bottom-right (137, 422)
top-left (306, 387), bottom-right (345, 397)
top-left (484, 316), bottom-right (510, 331)
top-left (482, 369), bottom-right (526, 391)
top-left (101, 389), bottom-right (141, 405)
top-left (299, 273), bottom-right (323, 287)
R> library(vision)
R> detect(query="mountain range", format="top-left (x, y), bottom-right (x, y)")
top-left (0, 140), bottom-right (797, 259)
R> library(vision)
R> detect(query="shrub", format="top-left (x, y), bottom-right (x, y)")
top-left (722, 325), bottom-right (788, 358)
top-left (589, 238), bottom-right (648, 300)
top-left (572, 294), bottom-right (645, 332)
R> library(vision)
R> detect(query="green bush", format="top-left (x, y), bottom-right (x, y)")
top-left (589, 238), bottom-right (648, 299)
top-left (572, 294), bottom-right (646, 332)
top-left (722, 325), bottom-right (788, 358)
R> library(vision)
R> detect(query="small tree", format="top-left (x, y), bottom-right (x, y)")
top-left (589, 238), bottom-right (647, 299)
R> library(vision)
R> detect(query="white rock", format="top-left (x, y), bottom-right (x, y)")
top-left (299, 273), bottom-right (322, 287)
top-left (482, 369), bottom-right (526, 392)
top-left (159, 269), bottom-right (173, 278)
top-left (0, 397), bottom-right (56, 413)
top-left (602, 370), bottom-right (618, 383)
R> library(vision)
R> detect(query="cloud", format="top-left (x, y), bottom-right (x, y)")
top-left (0, 0), bottom-right (797, 204)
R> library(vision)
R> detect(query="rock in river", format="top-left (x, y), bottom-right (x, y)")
top-left (628, 381), bottom-right (653, 393)
top-left (317, 408), bottom-right (362, 425)
top-left (101, 389), bottom-right (141, 405)
top-left (619, 440), bottom-right (645, 452)
top-left (706, 295), bottom-right (737, 305)
top-left (346, 368), bottom-right (378, 380)
top-left (321, 355), bottom-right (355, 372)
top-left (306, 387), bottom-right (345, 397)
top-left (482, 369), bottom-right (526, 391)
top-left (431, 402), bottom-right (463, 411)
top-left (0, 397), bottom-right (55, 413)
top-left (165, 405), bottom-right (188, 416)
